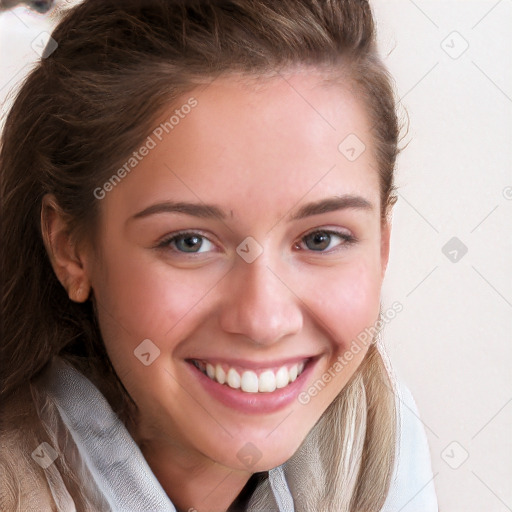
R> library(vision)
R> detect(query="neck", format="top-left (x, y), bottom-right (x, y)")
top-left (139, 436), bottom-right (252, 512)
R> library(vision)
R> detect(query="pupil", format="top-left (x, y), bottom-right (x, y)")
top-left (307, 232), bottom-right (329, 251)
top-left (179, 235), bottom-right (201, 252)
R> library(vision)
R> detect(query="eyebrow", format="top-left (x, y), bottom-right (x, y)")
top-left (132, 201), bottom-right (226, 220)
top-left (289, 195), bottom-right (373, 220)
top-left (130, 194), bottom-right (373, 222)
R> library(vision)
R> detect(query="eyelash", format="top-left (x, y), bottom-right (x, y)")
top-left (156, 228), bottom-right (357, 256)
top-left (294, 229), bottom-right (357, 253)
top-left (156, 230), bottom-right (216, 256)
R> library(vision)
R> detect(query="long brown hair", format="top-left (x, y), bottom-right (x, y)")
top-left (1, 1), bottom-right (400, 509)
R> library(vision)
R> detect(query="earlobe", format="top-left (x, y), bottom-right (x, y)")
top-left (70, 283), bottom-right (91, 303)
top-left (41, 194), bottom-right (91, 303)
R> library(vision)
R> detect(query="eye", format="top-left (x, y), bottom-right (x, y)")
top-left (157, 231), bottom-right (215, 254)
top-left (295, 229), bottom-right (356, 253)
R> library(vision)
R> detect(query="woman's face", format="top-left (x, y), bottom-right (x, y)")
top-left (84, 71), bottom-right (390, 472)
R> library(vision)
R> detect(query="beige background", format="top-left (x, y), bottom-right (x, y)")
top-left (1, 1), bottom-right (511, 510)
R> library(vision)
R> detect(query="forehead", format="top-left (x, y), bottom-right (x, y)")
top-left (182, 71), bottom-right (372, 166)
top-left (101, 71), bottom-right (380, 223)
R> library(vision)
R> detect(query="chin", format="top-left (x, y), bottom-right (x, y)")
top-left (207, 435), bottom-right (306, 474)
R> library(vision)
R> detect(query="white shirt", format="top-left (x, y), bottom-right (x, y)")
top-left (381, 375), bottom-right (439, 511)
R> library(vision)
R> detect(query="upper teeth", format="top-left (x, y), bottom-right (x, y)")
top-left (194, 360), bottom-right (306, 393)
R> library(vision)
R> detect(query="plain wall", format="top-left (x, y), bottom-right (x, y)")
top-left (373, 1), bottom-right (512, 511)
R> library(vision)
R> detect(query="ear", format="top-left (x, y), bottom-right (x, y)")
top-left (380, 215), bottom-right (392, 279)
top-left (41, 194), bottom-right (91, 303)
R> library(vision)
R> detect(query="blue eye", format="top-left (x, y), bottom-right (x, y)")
top-left (296, 229), bottom-right (356, 252)
top-left (158, 232), bottom-right (214, 253)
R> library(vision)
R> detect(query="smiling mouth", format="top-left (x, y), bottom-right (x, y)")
top-left (189, 359), bottom-right (309, 393)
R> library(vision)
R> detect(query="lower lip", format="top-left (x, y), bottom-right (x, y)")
top-left (186, 359), bottom-right (317, 414)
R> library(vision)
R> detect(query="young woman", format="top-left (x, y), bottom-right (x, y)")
top-left (0, 1), bottom-right (438, 510)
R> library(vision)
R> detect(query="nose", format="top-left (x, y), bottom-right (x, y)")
top-left (218, 254), bottom-right (303, 346)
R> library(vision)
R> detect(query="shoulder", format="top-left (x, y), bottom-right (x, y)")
top-left (380, 374), bottom-right (439, 512)
top-left (0, 384), bottom-right (56, 511)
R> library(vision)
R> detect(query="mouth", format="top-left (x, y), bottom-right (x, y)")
top-left (189, 358), bottom-right (308, 393)
top-left (185, 355), bottom-right (317, 414)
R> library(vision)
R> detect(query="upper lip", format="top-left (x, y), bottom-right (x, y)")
top-left (186, 355), bottom-right (317, 370)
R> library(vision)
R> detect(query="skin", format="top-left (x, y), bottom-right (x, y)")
top-left (43, 69), bottom-right (391, 512)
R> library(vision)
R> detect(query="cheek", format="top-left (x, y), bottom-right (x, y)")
top-left (300, 257), bottom-right (382, 349)
top-left (91, 245), bottom-right (221, 357)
